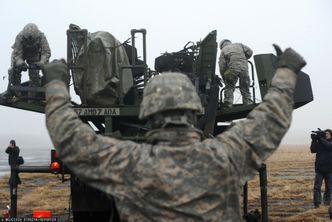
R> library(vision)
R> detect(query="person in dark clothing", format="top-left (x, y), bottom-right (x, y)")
top-left (5, 140), bottom-right (21, 185)
top-left (310, 129), bottom-right (332, 208)
top-left (5, 140), bottom-right (20, 166)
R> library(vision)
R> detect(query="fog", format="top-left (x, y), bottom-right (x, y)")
top-left (1, 0), bottom-right (331, 149)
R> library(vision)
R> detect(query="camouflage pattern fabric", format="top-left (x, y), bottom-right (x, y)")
top-left (222, 69), bottom-right (238, 107)
top-left (139, 73), bottom-right (203, 119)
top-left (11, 24), bottom-right (51, 87)
top-left (45, 67), bottom-right (297, 221)
top-left (219, 43), bottom-right (253, 106)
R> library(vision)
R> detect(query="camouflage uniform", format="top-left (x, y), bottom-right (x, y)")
top-left (10, 23), bottom-right (51, 90)
top-left (219, 41), bottom-right (253, 106)
top-left (45, 66), bottom-right (297, 221)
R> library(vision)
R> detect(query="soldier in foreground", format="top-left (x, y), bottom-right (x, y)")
top-left (43, 44), bottom-right (306, 221)
top-left (219, 39), bottom-right (253, 107)
top-left (9, 23), bottom-right (51, 97)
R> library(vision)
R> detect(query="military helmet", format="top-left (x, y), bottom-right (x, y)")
top-left (139, 72), bottom-right (203, 119)
top-left (22, 23), bottom-right (41, 45)
top-left (219, 39), bottom-right (231, 50)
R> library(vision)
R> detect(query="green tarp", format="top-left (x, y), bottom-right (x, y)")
top-left (73, 31), bottom-right (133, 105)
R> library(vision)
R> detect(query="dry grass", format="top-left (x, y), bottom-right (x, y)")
top-left (0, 145), bottom-right (330, 221)
top-left (0, 173), bottom-right (70, 217)
top-left (247, 145), bottom-right (331, 221)
top-left (0, 175), bottom-right (10, 209)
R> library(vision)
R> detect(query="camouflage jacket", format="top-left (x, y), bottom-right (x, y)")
top-left (11, 31), bottom-right (51, 66)
top-left (218, 43), bottom-right (253, 75)
top-left (45, 68), bottom-right (297, 221)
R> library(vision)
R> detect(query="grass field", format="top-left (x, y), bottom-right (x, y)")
top-left (248, 145), bottom-right (331, 221)
top-left (0, 145), bottom-right (330, 221)
top-left (0, 173), bottom-right (70, 218)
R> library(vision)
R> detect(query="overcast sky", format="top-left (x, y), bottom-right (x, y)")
top-left (0, 0), bottom-right (331, 149)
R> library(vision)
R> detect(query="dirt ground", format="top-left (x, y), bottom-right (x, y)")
top-left (0, 145), bottom-right (330, 221)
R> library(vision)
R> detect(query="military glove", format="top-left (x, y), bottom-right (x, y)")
top-left (42, 59), bottom-right (70, 87)
top-left (16, 59), bottom-right (25, 66)
top-left (273, 44), bottom-right (306, 74)
top-left (16, 62), bottom-right (28, 71)
top-left (34, 61), bottom-right (44, 69)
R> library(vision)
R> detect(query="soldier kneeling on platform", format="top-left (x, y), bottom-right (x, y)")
top-left (8, 23), bottom-right (51, 98)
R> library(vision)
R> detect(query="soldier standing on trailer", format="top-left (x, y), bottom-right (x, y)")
top-left (219, 39), bottom-right (253, 108)
top-left (8, 23), bottom-right (51, 98)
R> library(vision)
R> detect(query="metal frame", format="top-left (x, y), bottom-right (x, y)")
top-left (9, 166), bottom-right (52, 217)
top-left (219, 60), bottom-right (257, 106)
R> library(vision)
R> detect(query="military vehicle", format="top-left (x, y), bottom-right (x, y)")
top-left (0, 24), bottom-right (313, 222)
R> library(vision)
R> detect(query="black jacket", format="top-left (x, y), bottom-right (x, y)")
top-left (311, 138), bottom-right (332, 173)
top-left (5, 146), bottom-right (20, 166)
